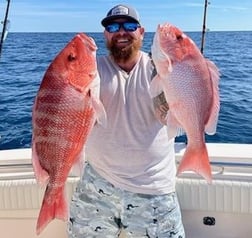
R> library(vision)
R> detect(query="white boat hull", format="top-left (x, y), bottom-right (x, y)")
top-left (1, 143), bottom-right (252, 238)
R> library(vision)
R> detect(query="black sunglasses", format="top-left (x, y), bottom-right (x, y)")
top-left (105, 22), bottom-right (140, 33)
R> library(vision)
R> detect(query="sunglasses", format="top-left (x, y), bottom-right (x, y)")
top-left (105, 22), bottom-right (140, 33)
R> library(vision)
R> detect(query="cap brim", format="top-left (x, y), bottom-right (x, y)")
top-left (101, 15), bottom-right (139, 27)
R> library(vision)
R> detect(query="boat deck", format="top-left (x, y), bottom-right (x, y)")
top-left (1, 143), bottom-right (252, 238)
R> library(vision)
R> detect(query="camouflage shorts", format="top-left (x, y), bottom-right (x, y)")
top-left (68, 163), bottom-right (185, 238)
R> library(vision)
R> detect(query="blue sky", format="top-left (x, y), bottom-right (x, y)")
top-left (1, 0), bottom-right (252, 32)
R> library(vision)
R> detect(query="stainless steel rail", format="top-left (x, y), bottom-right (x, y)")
top-left (210, 161), bottom-right (252, 168)
top-left (1, 160), bottom-right (252, 170)
top-left (0, 160), bottom-right (252, 180)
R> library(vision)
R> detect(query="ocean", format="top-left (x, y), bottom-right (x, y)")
top-left (0, 31), bottom-right (251, 150)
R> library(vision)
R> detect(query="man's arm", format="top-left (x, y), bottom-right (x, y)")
top-left (153, 91), bottom-right (169, 125)
top-left (149, 53), bottom-right (169, 125)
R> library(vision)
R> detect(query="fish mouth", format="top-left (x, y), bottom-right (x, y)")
top-left (77, 33), bottom-right (97, 51)
top-left (159, 23), bottom-right (185, 41)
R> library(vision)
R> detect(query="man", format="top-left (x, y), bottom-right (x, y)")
top-left (68, 4), bottom-right (185, 238)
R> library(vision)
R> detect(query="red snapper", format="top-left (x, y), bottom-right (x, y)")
top-left (32, 33), bottom-right (106, 235)
top-left (150, 23), bottom-right (220, 183)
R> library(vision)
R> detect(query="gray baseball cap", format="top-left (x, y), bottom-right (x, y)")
top-left (101, 4), bottom-right (140, 27)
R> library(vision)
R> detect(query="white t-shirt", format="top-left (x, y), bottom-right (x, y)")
top-left (86, 51), bottom-right (176, 195)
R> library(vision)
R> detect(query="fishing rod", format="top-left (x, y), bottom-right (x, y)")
top-left (0, 0), bottom-right (11, 59)
top-left (200, 0), bottom-right (209, 54)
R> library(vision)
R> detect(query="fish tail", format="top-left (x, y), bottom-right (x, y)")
top-left (36, 186), bottom-right (67, 235)
top-left (177, 144), bottom-right (212, 183)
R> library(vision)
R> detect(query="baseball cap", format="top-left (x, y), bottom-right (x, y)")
top-left (101, 4), bottom-right (140, 27)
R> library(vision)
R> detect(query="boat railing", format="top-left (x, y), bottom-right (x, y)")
top-left (0, 143), bottom-right (252, 181)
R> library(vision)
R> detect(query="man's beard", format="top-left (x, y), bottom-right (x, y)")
top-left (106, 37), bottom-right (142, 63)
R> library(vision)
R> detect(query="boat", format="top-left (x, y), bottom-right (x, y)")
top-left (1, 0), bottom-right (251, 237)
top-left (1, 142), bottom-right (252, 238)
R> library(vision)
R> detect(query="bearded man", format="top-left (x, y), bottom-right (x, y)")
top-left (68, 4), bottom-right (185, 238)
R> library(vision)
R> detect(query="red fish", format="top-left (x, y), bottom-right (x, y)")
top-left (150, 23), bottom-right (220, 183)
top-left (32, 33), bottom-right (106, 235)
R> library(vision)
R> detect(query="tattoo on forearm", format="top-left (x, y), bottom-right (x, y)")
top-left (153, 92), bottom-right (169, 124)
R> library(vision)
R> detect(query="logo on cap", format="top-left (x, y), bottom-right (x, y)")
top-left (111, 6), bottom-right (129, 16)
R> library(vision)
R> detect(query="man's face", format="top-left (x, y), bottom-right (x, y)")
top-left (104, 18), bottom-right (145, 63)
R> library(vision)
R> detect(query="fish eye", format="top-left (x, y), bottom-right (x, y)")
top-left (87, 89), bottom-right (91, 97)
top-left (176, 34), bottom-right (183, 41)
top-left (68, 53), bottom-right (76, 61)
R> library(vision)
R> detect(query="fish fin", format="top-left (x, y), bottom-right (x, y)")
top-left (205, 59), bottom-right (220, 135)
top-left (70, 149), bottom-right (85, 177)
top-left (69, 73), bottom-right (95, 93)
top-left (166, 111), bottom-right (185, 139)
top-left (36, 186), bottom-right (67, 235)
top-left (149, 74), bottom-right (164, 98)
top-left (151, 28), bottom-right (173, 76)
top-left (32, 143), bottom-right (49, 186)
top-left (31, 98), bottom-right (49, 186)
top-left (88, 74), bottom-right (107, 127)
top-left (177, 143), bottom-right (212, 183)
top-left (91, 95), bottom-right (107, 127)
